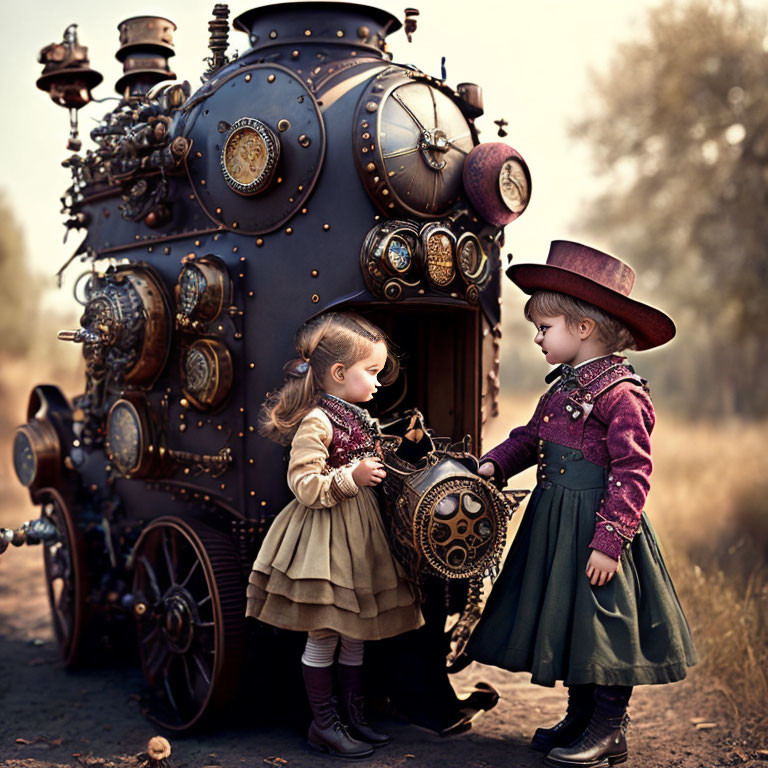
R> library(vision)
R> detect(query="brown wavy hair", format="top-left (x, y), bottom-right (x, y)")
top-left (524, 290), bottom-right (637, 353)
top-left (259, 312), bottom-right (399, 445)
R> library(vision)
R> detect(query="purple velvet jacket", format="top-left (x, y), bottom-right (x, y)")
top-left (482, 355), bottom-right (654, 561)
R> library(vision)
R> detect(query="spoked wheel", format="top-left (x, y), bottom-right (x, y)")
top-left (131, 516), bottom-right (245, 731)
top-left (41, 489), bottom-right (89, 668)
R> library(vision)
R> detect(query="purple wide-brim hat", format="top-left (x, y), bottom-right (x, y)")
top-left (506, 240), bottom-right (676, 351)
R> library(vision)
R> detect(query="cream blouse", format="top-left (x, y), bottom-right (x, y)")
top-left (288, 408), bottom-right (361, 509)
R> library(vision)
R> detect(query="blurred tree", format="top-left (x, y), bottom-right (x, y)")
top-left (0, 193), bottom-right (39, 356)
top-left (574, 0), bottom-right (768, 416)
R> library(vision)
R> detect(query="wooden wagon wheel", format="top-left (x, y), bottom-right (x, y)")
top-left (41, 489), bottom-right (89, 668)
top-left (131, 516), bottom-right (245, 731)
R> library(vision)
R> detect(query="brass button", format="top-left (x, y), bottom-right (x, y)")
top-left (543, 415), bottom-right (550, 423)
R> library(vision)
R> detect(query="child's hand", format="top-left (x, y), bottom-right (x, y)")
top-left (586, 549), bottom-right (619, 586)
top-left (478, 462), bottom-right (495, 477)
top-left (352, 457), bottom-right (387, 487)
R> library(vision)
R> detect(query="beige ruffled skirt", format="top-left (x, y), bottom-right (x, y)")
top-left (246, 487), bottom-right (424, 640)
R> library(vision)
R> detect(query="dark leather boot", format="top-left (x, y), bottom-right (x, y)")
top-left (302, 664), bottom-right (374, 759)
top-left (337, 663), bottom-right (392, 747)
top-left (531, 684), bottom-right (595, 752)
top-left (545, 685), bottom-right (631, 768)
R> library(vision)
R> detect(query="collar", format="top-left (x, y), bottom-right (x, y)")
top-left (544, 354), bottom-right (628, 386)
top-left (319, 394), bottom-right (379, 434)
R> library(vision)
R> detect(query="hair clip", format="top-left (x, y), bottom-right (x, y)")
top-left (284, 358), bottom-right (311, 379)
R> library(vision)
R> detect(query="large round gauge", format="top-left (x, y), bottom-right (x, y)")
top-left (181, 339), bottom-right (233, 411)
top-left (354, 68), bottom-right (475, 218)
top-left (183, 63), bottom-right (325, 235)
top-left (106, 394), bottom-right (156, 478)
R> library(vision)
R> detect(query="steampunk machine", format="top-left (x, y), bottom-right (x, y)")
top-left (6, 2), bottom-right (531, 732)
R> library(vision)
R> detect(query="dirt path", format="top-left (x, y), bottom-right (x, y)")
top-left (0, 524), bottom-right (754, 768)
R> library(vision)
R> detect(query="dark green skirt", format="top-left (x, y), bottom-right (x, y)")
top-left (466, 442), bottom-right (696, 687)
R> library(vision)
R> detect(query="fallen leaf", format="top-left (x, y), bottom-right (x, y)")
top-left (16, 738), bottom-right (33, 745)
top-left (264, 758), bottom-right (288, 767)
top-left (689, 717), bottom-right (706, 724)
top-left (755, 750), bottom-right (768, 760)
top-left (695, 722), bottom-right (718, 730)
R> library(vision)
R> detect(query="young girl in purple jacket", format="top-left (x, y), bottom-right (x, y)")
top-left (465, 241), bottom-right (696, 767)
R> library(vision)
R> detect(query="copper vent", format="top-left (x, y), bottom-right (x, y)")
top-left (115, 16), bottom-right (177, 97)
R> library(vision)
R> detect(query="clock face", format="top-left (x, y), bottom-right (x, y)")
top-left (355, 72), bottom-right (475, 218)
top-left (386, 236), bottom-right (412, 273)
top-left (178, 265), bottom-right (206, 318)
top-left (13, 431), bottom-right (36, 487)
top-left (107, 401), bottom-right (142, 474)
top-left (220, 117), bottom-right (280, 196)
top-left (499, 157), bottom-right (530, 214)
top-left (184, 346), bottom-right (213, 394)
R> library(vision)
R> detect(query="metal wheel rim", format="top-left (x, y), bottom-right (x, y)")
top-left (41, 489), bottom-right (87, 668)
top-left (132, 516), bottom-right (244, 730)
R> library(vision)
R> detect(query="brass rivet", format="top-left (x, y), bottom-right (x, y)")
top-left (362, 121), bottom-right (369, 128)
top-left (298, 134), bottom-right (311, 147)
top-left (180, 398), bottom-right (189, 408)
top-left (278, 119), bottom-right (290, 132)
top-left (311, 269), bottom-right (319, 277)
top-left (268, 74), bottom-right (276, 83)
top-left (269, 30), bottom-right (278, 39)
top-left (216, 207), bottom-right (222, 214)
top-left (381, 188), bottom-right (389, 196)
top-left (200, 179), bottom-right (206, 185)
top-left (286, 227), bottom-right (293, 235)
top-left (365, 101), bottom-right (378, 113)
top-left (366, 162), bottom-right (375, 172)
top-left (195, 151), bottom-right (202, 158)
top-left (304, 29), bottom-right (312, 36)
top-left (233, 221), bottom-right (239, 228)
top-left (195, 240), bottom-right (201, 246)
top-left (249, 362), bottom-right (256, 369)
top-left (251, 490), bottom-right (256, 496)
top-left (311, 294), bottom-right (320, 303)
top-left (180, 424), bottom-right (187, 432)
top-left (337, 29), bottom-right (344, 37)
top-left (358, 25), bottom-right (370, 37)
top-left (301, 208), bottom-right (308, 215)
top-left (323, 224), bottom-right (330, 231)
top-left (256, 238), bottom-right (264, 246)
top-left (245, 74), bottom-right (252, 82)
top-left (292, 50), bottom-right (299, 58)
top-left (362, 132), bottom-right (370, 140)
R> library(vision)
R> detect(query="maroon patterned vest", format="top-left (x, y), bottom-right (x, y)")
top-left (317, 395), bottom-right (378, 468)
